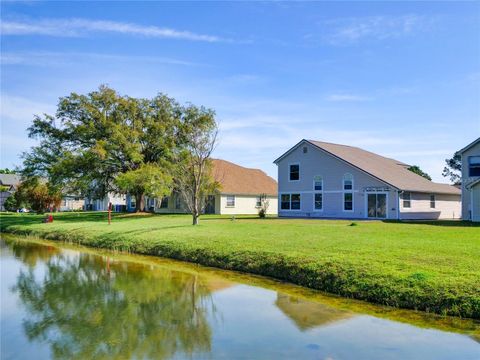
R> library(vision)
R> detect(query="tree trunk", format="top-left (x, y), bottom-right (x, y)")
top-left (192, 213), bottom-right (199, 225)
top-left (135, 193), bottom-right (144, 212)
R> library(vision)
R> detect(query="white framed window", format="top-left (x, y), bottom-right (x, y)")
top-left (256, 196), bottom-right (262, 207)
top-left (291, 194), bottom-right (301, 210)
top-left (344, 193), bottom-right (353, 211)
top-left (313, 175), bottom-right (323, 191)
top-left (289, 164), bottom-right (300, 181)
top-left (314, 193), bottom-right (323, 210)
top-left (226, 195), bottom-right (235, 207)
top-left (469, 156), bottom-right (480, 177)
top-left (430, 194), bottom-right (435, 208)
top-left (281, 194), bottom-right (290, 210)
top-left (403, 192), bottom-right (411, 208)
top-left (130, 199), bottom-right (136, 209)
top-left (343, 173), bottom-right (353, 190)
top-left (280, 193), bottom-right (301, 210)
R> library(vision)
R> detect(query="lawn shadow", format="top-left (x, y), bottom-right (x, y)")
top-left (383, 220), bottom-right (480, 227)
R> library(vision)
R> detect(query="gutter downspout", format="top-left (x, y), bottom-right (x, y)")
top-left (397, 190), bottom-right (403, 221)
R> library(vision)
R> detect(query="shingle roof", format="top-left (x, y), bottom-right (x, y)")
top-left (280, 140), bottom-right (459, 195)
top-left (212, 159), bottom-right (277, 196)
top-left (0, 174), bottom-right (21, 187)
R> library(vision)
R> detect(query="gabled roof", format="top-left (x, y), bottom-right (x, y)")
top-left (0, 174), bottom-right (21, 187)
top-left (458, 137), bottom-right (480, 154)
top-left (212, 159), bottom-right (277, 196)
top-left (275, 139), bottom-right (460, 195)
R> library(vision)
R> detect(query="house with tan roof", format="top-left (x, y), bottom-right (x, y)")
top-left (127, 159), bottom-right (278, 215)
top-left (458, 137), bottom-right (480, 222)
top-left (274, 139), bottom-right (461, 220)
top-left (0, 174), bottom-right (21, 211)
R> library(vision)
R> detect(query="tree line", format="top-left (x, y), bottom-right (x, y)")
top-left (18, 85), bottom-right (218, 225)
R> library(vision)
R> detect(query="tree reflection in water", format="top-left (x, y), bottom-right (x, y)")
top-left (12, 245), bottom-right (215, 359)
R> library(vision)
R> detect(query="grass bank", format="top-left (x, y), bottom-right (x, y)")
top-left (1, 212), bottom-right (479, 319)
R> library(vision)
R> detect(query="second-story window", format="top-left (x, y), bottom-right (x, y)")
top-left (314, 175), bottom-right (323, 190)
top-left (469, 156), bottom-right (480, 177)
top-left (343, 173), bottom-right (353, 190)
top-left (290, 164), bottom-right (299, 181)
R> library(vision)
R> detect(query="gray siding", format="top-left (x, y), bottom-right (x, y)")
top-left (276, 141), bottom-right (398, 219)
top-left (461, 141), bottom-right (480, 220)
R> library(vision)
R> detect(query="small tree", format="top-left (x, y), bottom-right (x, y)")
top-left (175, 105), bottom-right (218, 225)
top-left (3, 194), bottom-right (18, 211)
top-left (258, 193), bottom-right (270, 218)
top-left (115, 163), bottom-right (173, 212)
top-left (442, 152), bottom-right (461, 185)
top-left (407, 165), bottom-right (432, 181)
top-left (15, 178), bottom-right (62, 213)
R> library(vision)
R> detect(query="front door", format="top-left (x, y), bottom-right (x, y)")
top-left (367, 193), bottom-right (387, 219)
top-left (204, 195), bottom-right (216, 214)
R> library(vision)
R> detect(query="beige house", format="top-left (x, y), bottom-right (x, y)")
top-left (131, 159), bottom-right (278, 215)
top-left (458, 137), bottom-right (480, 222)
top-left (59, 196), bottom-right (85, 211)
top-left (274, 140), bottom-right (461, 220)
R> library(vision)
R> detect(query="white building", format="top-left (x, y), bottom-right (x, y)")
top-left (84, 192), bottom-right (127, 212)
top-left (458, 137), bottom-right (480, 222)
top-left (274, 139), bottom-right (461, 220)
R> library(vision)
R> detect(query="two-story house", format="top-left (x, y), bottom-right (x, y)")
top-left (458, 137), bottom-right (480, 222)
top-left (274, 140), bottom-right (461, 220)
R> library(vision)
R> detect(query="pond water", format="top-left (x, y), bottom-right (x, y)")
top-left (1, 236), bottom-right (479, 360)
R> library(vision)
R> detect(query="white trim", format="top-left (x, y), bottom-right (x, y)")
top-left (343, 192), bottom-right (354, 212)
top-left (279, 192), bottom-right (302, 211)
top-left (225, 194), bottom-right (236, 208)
top-left (312, 192), bottom-right (324, 212)
top-left (288, 162), bottom-right (300, 182)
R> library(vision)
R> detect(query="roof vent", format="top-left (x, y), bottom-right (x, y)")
top-left (303, 146), bottom-right (308, 154)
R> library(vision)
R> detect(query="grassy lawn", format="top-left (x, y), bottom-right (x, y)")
top-left (1, 211), bottom-right (479, 318)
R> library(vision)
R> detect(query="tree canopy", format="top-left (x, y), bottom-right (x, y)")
top-left (407, 165), bottom-right (432, 181)
top-left (22, 86), bottom-right (217, 214)
top-left (442, 152), bottom-right (461, 185)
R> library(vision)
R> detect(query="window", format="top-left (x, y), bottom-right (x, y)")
top-left (303, 146), bottom-right (308, 154)
top-left (175, 195), bottom-right (182, 209)
top-left (469, 156), bottom-right (480, 177)
top-left (403, 192), bottom-right (411, 208)
top-left (314, 175), bottom-right (323, 191)
top-left (281, 194), bottom-right (291, 210)
top-left (289, 164), bottom-right (299, 181)
top-left (344, 193), bottom-right (353, 211)
top-left (430, 194), bottom-right (435, 209)
top-left (130, 199), bottom-right (136, 209)
top-left (314, 193), bottom-right (323, 210)
top-left (291, 194), bottom-right (301, 209)
top-left (226, 195), bottom-right (235, 207)
top-left (160, 196), bottom-right (169, 208)
top-left (281, 194), bottom-right (301, 210)
top-left (256, 196), bottom-right (262, 207)
top-left (343, 174), bottom-right (353, 190)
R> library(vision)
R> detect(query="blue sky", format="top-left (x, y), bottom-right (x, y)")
top-left (1, 1), bottom-right (479, 182)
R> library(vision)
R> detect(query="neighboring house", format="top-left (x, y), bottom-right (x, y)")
top-left (84, 192), bottom-right (127, 212)
top-left (0, 174), bottom-right (21, 211)
top-left (274, 139), bottom-right (461, 220)
top-left (458, 137), bottom-right (480, 222)
top-left (126, 159), bottom-right (278, 215)
top-left (59, 196), bottom-right (85, 212)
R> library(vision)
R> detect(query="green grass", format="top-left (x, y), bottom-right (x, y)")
top-left (1, 211), bottom-right (479, 319)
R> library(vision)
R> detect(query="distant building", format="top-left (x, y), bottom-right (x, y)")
top-left (127, 159), bottom-right (278, 215)
top-left (458, 137), bottom-right (480, 222)
top-left (84, 193), bottom-right (127, 212)
top-left (274, 139), bottom-right (461, 220)
top-left (0, 174), bottom-right (21, 211)
top-left (59, 195), bottom-right (85, 212)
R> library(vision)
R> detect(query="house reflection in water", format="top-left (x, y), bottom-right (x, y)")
top-left (275, 293), bottom-right (353, 331)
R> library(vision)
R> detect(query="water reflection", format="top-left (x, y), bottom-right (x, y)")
top-left (11, 242), bottom-right (214, 359)
top-left (2, 237), bottom-right (479, 360)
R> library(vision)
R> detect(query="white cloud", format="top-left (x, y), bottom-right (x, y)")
top-left (1, 18), bottom-right (225, 42)
top-left (323, 15), bottom-right (436, 45)
top-left (325, 94), bottom-right (373, 102)
top-left (1, 51), bottom-right (203, 67)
